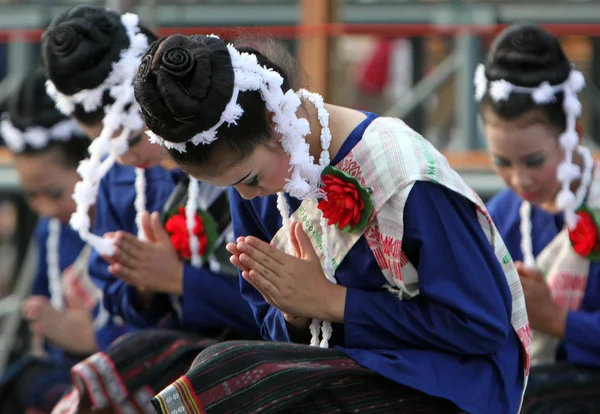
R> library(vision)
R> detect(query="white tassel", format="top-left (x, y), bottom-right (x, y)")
top-left (489, 80), bottom-right (513, 102)
top-left (47, 218), bottom-right (64, 310)
top-left (186, 178), bottom-right (202, 268)
top-left (473, 64), bottom-right (488, 101)
top-left (532, 82), bottom-right (556, 104)
top-left (134, 168), bottom-right (147, 241)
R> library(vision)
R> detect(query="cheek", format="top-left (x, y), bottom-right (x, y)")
top-left (261, 154), bottom-right (291, 189)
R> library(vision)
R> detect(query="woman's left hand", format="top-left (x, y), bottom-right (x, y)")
top-left (104, 211), bottom-right (183, 295)
top-left (233, 222), bottom-right (346, 322)
top-left (515, 261), bottom-right (568, 338)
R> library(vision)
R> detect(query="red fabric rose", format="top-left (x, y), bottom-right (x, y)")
top-left (165, 206), bottom-right (209, 259)
top-left (569, 211), bottom-right (600, 257)
top-left (318, 174), bottom-right (365, 229)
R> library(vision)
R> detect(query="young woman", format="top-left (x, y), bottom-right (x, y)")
top-left (41, 6), bottom-right (259, 413)
top-left (133, 33), bottom-right (530, 414)
top-left (479, 24), bottom-right (600, 412)
top-left (0, 68), bottom-right (98, 413)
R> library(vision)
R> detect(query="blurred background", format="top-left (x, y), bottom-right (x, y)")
top-left (0, 0), bottom-right (599, 374)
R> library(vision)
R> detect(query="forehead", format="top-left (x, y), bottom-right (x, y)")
top-left (15, 153), bottom-right (67, 186)
top-left (484, 118), bottom-right (559, 155)
top-left (187, 145), bottom-right (268, 186)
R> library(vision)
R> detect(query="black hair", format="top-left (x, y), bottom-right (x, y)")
top-left (480, 23), bottom-right (572, 130)
top-left (3, 67), bottom-right (90, 169)
top-left (41, 5), bottom-right (157, 126)
top-left (134, 34), bottom-right (299, 175)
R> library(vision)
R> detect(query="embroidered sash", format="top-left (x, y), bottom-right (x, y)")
top-left (529, 165), bottom-right (599, 365)
top-left (271, 117), bottom-right (530, 404)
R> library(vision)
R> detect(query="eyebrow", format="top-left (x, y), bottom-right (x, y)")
top-left (229, 171), bottom-right (254, 186)
top-left (492, 151), bottom-right (544, 161)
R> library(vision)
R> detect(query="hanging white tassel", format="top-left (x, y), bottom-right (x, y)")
top-left (134, 168), bottom-right (147, 241)
top-left (47, 218), bottom-right (64, 310)
top-left (185, 177), bottom-right (202, 268)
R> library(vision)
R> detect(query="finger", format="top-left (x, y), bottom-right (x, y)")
top-left (293, 222), bottom-right (318, 260)
top-left (108, 263), bottom-right (136, 284)
top-left (238, 252), bottom-right (279, 281)
top-left (141, 211), bottom-right (157, 243)
top-left (237, 237), bottom-right (245, 243)
top-left (238, 240), bottom-right (285, 272)
top-left (241, 270), bottom-right (277, 305)
top-left (243, 236), bottom-right (288, 265)
top-left (226, 242), bottom-right (240, 255)
top-left (100, 254), bottom-right (117, 265)
top-left (248, 268), bottom-right (281, 297)
top-left (288, 222), bottom-right (302, 257)
top-left (230, 254), bottom-right (249, 272)
top-left (103, 232), bottom-right (116, 240)
top-left (151, 212), bottom-right (171, 243)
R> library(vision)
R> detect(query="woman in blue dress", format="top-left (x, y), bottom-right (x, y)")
top-left (41, 6), bottom-right (259, 413)
top-left (479, 23), bottom-right (600, 413)
top-left (0, 68), bottom-right (98, 413)
top-left (133, 33), bottom-right (529, 413)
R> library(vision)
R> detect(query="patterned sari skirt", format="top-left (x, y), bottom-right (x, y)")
top-left (152, 341), bottom-right (462, 414)
top-left (521, 362), bottom-right (600, 414)
top-left (51, 330), bottom-right (220, 414)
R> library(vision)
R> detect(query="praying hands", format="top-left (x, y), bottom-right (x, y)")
top-left (102, 211), bottom-right (184, 296)
top-left (226, 221), bottom-right (347, 324)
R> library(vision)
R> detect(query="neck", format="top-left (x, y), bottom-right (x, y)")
top-left (300, 99), bottom-right (366, 166)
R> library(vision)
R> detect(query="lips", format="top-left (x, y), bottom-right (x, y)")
top-left (136, 163), bottom-right (149, 169)
top-left (520, 192), bottom-right (538, 201)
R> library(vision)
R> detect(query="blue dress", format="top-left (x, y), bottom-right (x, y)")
top-left (230, 113), bottom-right (523, 414)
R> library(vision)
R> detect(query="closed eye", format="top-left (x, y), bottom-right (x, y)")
top-left (493, 156), bottom-right (510, 167)
top-left (245, 175), bottom-right (259, 187)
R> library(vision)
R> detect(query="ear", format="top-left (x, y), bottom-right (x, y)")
top-left (576, 120), bottom-right (584, 143)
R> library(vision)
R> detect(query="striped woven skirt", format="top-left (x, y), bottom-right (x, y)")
top-left (521, 362), bottom-right (600, 414)
top-left (153, 341), bottom-right (462, 414)
top-left (51, 330), bottom-right (218, 414)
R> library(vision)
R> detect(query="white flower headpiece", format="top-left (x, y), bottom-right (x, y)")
top-left (146, 36), bottom-right (329, 201)
top-left (46, 12), bottom-right (149, 256)
top-left (145, 37), bottom-right (337, 347)
top-left (0, 115), bottom-right (85, 153)
top-left (474, 63), bottom-right (586, 229)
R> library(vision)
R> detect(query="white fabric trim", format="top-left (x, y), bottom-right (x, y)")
top-left (47, 218), bottom-right (64, 310)
top-left (1, 116), bottom-right (84, 154)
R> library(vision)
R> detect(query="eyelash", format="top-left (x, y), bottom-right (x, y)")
top-left (493, 157), bottom-right (545, 168)
top-left (128, 134), bottom-right (142, 147)
top-left (245, 176), bottom-right (259, 187)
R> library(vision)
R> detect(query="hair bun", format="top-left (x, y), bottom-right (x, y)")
top-left (41, 5), bottom-right (129, 95)
top-left (134, 34), bottom-right (234, 143)
top-left (485, 23), bottom-right (571, 87)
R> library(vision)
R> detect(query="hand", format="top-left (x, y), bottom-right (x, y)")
top-left (515, 261), bottom-right (568, 338)
top-left (22, 296), bottom-right (58, 335)
top-left (107, 211), bottom-right (184, 295)
top-left (232, 222), bottom-right (347, 322)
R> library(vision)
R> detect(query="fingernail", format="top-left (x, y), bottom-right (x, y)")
top-left (237, 242), bottom-right (247, 251)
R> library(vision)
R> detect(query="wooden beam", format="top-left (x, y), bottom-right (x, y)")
top-left (298, 0), bottom-right (338, 99)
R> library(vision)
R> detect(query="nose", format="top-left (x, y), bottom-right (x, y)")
top-left (510, 165), bottom-right (533, 191)
top-left (31, 197), bottom-right (59, 218)
top-left (235, 185), bottom-right (260, 201)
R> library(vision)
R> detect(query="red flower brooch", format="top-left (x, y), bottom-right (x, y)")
top-left (164, 206), bottom-right (218, 262)
top-left (568, 206), bottom-right (600, 260)
top-left (317, 166), bottom-right (374, 233)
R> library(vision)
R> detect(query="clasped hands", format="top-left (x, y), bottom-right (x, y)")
top-left (514, 261), bottom-right (568, 338)
top-left (226, 221), bottom-right (346, 325)
top-left (101, 211), bottom-right (183, 296)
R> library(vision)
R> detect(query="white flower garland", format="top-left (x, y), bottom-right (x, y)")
top-left (0, 116), bottom-right (85, 154)
top-left (146, 37), bottom-right (324, 201)
top-left (46, 13), bottom-right (149, 256)
top-left (47, 218), bottom-right (64, 310)
top-left (474, 63), bottom-right (590, 268)
top-left (519, 146), bottom-right (595, 266)
top-left (146, 39), bottom-right (340, 348)
top-left (185, 177), bottom-right (202, 268)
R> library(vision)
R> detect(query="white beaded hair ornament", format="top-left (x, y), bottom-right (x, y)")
top-left (0, 116), bottom-right (85, 154)
top-left (474, 63), bottom-right (592, 268)
top-left (45, 12), bottom-right (149, 256)
top-left (145, 36), bottom-right (337, 347)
